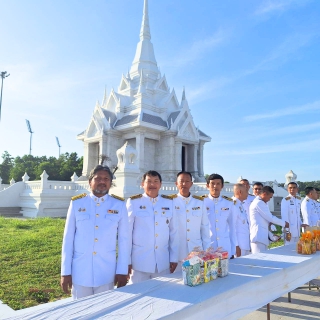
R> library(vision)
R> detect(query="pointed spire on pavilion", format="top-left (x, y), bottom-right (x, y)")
top-left (102, 86), bottom-right (107, 106)
top-left (182, 86), bottom-right (186, 101)
top-left (140, 0), bottom-right (151, 41)
top-left (130, 0), bottom-right (160, 79)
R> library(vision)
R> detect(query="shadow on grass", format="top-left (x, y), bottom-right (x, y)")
top-left (15, 224), bottom-right (32, 230)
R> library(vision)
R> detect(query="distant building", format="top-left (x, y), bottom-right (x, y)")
top-left (77, 0), bottom-right (211, 182)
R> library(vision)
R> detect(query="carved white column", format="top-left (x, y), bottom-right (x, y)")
top-left (198, 142), bottom-right (204, 177)
top-left (135, 129), bottom-right (145, 172)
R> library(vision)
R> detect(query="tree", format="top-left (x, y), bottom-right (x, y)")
top-left (1, 152), bottom-right (83, 182)
top-left (0, 151), bottom-right (14, 183)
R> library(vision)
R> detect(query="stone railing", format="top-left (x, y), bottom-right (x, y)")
top-left (0, 184), bottom-right (10, 191)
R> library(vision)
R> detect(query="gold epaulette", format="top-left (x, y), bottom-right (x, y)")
top-left (71, 193), bottom-right (87, 201)
top-left (201, 195), bottom-right (208, 198)
top-left (130, 194), bottom-right (143, 200)
top-left (168, 194), bottom-right (178, 198)
top-left (297, 196), bottom-right (301, 200)
top-left (111, 194), bottom-right (125, 201)
top-left (192, 195), bottom-right (204, 201)
top-left (233, 200), bottom-right (237, 205)
top-left (222, 195), bottom-right (233, 202)
top-left (285, 196), bottom-right (291, 200)
top-left (161, 194), bottom-right (174, 200)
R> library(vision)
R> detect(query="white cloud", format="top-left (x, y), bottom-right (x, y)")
top-left (244, 100), bottom-right (320, 122)
top-left (217, 138), bottom-right (320, 156)
top-left (244, 31), bottom-right (317, 76)
top-left (254, 0), bottom-right (311, 16)
top-left (165, 28), bottom-right (228, 68)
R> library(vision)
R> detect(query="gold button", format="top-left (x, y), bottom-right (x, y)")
top-left (187, 239), bottom-right (190, 241)
top-left (217, 237), bottom-right (219, 240)
top-left (155, 246), bottom-right (158, 249)
top-left (215, 210), bottom-right (218, 213)
top-left (216, 228), bottom-right (219, 231)
top-left (186, 210), bottom-right (189, 213)
top-left (187, 229), bottom-right (190, 232)
top-left (216, 219), bottom-right (218, 222)
top-left (155, 211), bottom-right (158, 214)
top-left (155, 222), bottom-right (158, 225)
top-left (93, 252), bottom-right (97, 255)
top-left (96, 203), bottom-right (100, 206)
top-left (95, 238), bottom-right (98, 242)
top-left (155, 234), bottom-right (158, 237)
top-left (96, 214), bottom-right (99, 217)
top-left (187, 219), bottom-right (190, 222)
top-left (95, 226), bottom-right (98, 229)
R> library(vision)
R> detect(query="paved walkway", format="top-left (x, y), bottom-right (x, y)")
top-left (241, 283), bottom-right (320, 320)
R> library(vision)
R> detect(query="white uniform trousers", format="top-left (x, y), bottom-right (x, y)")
top-left (251, 242), bottom-right (267, 254)
top-left (285, 237), bottom-right (299, 245)
top-left (130, 267), bottom-right (170, 284)
top-left (72, 282), bottom-right (114, 300)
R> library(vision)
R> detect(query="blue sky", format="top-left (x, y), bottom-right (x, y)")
top-left (0, 0), bottom-right (320, 183)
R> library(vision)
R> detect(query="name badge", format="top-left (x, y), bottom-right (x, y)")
top-left (221, 208), bottom-right (229, 211)
top-left (162, 207), bottom-right (170, 210)
top-left (192, 207), bottom-right (200, 210)
top-left (140, 206), bottom-right (146, 209)
top-left (78, 208), bottom-right (86, 212)
top-left (175, 206), bottom-right (180, 210)
top-left (108, 210), bottom-right (118, 214)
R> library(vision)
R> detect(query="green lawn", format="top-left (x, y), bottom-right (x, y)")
top-left (0, 217), bottom-right (69, 310)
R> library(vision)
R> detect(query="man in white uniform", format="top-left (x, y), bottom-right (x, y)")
top-left (204, 173), bottom-right (237, 258)
top-left (233, 183), bottom-right (250, 257)
top-left (173, 171), bottom-right (211, 269)
top-left (250, 186), bottom-right (289, 254)
top-left (281, 182), bottom-right (303, 244)
top-left (315, 188), bottom-right (320, 220)
top-left (127, 170), bottom-right (178, 283)
top-left (61, 165), bottom-right (129, 299)
top-left (252, 182), bottom-right (264, 197)
top-left (301, 187), bottom-right (318, 227)
top-left (239, 179), bottom-right (256, 221)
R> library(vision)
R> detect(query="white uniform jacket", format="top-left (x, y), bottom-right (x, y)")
top-left (317, 200), bottom-right (320, 219)
top-left (127, 193), bottom-right (179, 273)
top-left (281, 195), bottom-right (302, 238)
top-left (250, 196), bottom-right (285, 246)
top-left (242, 194), bottom-right (255, 225)
top-left (173, 193), bottom-right (211, 261)
top-left (61, 193), bottom-right (129, 287)
top-left (204, 194), bottom-right (237, 257)
top-left (232, 197), bottom-right (250, 251)
top-left (301, 196), bottom-right (318, 226)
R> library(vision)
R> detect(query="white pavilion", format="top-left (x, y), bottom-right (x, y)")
top-left (77, 0), bottom-right (211, 182)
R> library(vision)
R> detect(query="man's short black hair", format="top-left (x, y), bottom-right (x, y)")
top-left (142, 170), bottom-right (162, 182)
top-left (253, 182), bottom-right (263, 187)
top-left (315, 188), bottom-right (320, 192)
top-left (88, 165), bottom-right (113, 183)
top-left (305, 186), bottom-right (315, 195)
top-left (261, 186), bottom-right (274, 194)
top-left (240, 179), bottom-right (249, 184)
top-left (176, 171), bottom-right (192, 180)
top-left (288, 182), bottom-right (298, 187)
top-left (206, 173), bottom-right (224, 186)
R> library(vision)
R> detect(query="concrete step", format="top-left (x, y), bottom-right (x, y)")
top-left (0, 207), bottom-right (23, 217)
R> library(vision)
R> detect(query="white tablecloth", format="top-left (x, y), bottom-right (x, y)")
top-left (6, 245), bottom-right (320, 320)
